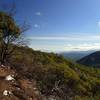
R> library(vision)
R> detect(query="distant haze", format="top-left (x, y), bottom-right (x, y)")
top-left (60, 50), bottom-right (95, 61)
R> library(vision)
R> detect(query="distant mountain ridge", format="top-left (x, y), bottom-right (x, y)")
top-left (60, 50), bottom-right (94, 61)
top-left (77, 51), bottom-right (100, 68)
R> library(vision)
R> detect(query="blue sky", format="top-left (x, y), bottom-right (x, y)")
top-left (1, 0), bottom-right (100, 52)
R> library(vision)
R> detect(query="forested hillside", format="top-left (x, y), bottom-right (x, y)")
top-left (77, 51), bottom-right (100, 68)
top-left (6, 46), bottom-right (100, 100)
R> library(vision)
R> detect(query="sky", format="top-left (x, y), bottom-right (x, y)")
top-left (1, 0), bottom-right (100, 52)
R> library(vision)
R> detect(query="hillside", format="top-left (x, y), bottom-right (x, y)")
top-left (3, 46), bottom-right (99, 100)
top-left (77, 51), bottom-right (100, 68)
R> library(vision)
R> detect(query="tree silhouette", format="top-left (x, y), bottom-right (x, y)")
top-left (0, 11), bottom-right (29, 65)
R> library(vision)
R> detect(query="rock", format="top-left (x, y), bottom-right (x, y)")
top-left (5, 75), bottom-right (15, 81)
top-left (3, 90), bottom-right (12, 96)
top-left (0, 65), bottom-right (43, 100)
top-left (3, 90), bottom-right (8, 96)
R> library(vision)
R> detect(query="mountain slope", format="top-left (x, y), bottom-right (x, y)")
top-left (60, 51), bottom-right (94, 61)
top-left (77, 51), bottom-right (100, 68)
top-left (5, 46), bottom-right (100, 100)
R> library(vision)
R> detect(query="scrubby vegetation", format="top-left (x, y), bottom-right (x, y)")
top-left (6, 46), bottom-right (100, 100)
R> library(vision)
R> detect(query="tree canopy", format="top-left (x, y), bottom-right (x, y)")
top-left (0, 11), bottom-right (25, 64)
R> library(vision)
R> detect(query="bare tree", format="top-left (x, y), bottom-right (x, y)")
top-left (0, 5), bottom-right (29, 65)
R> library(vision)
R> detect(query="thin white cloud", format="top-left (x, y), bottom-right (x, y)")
top-left (98, 21), bottom-right (100, 27)
top-left (29, 43), bottom-right (100, 52)
top-left (28, 34), bottom-right (100, 52)
top-left (64, 43), bottom-right (100, 51)
top-left (30, 36), bottom-right (71, 40)
top-left (29, 34), bottom-right (100, 41)
top-left (34, 24), bottom-right (39, 28)
top-left (35, 12), bottom-right (42, 16)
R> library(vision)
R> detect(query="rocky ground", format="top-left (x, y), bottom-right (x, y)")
top-left (0, 65), bottom-right (43, 100)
